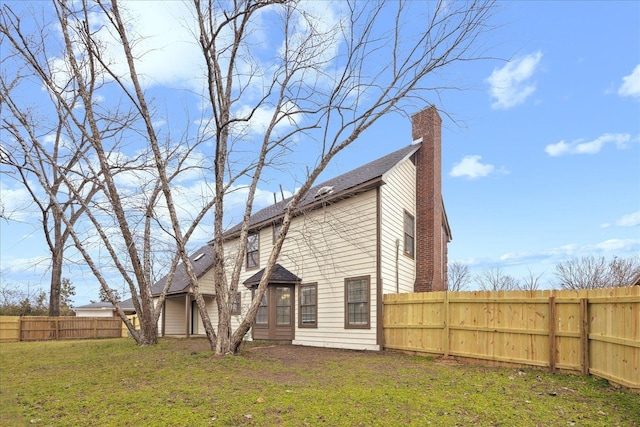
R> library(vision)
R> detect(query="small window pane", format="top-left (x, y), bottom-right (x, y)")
top-left (247, 233), bottom-right (259, 269)
top-left (231, 292), bottom-right (241, 315)
top-left (275, 287), bottom-right (291, 325)
top-left (348, 280), bottom-right (367, 302)
top-left (404, 212), bottom-right (415, 257)
top-left (348, 303), bottom-right (367, 324)
top-left (273, 223), bottom-right (281, 245)
top-left (255, 290), bottom-right (268, 324)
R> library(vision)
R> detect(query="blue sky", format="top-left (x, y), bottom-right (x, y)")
top-left (1, 1), bottom-right (639, 304)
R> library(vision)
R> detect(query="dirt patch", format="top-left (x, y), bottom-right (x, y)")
top-left (242, 343), bottom-right (399, 367)
top-left (175, 337), bottom-right (433, 371)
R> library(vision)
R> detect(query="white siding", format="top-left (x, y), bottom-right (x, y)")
top-left (198, 271), bottom-right (216, 295)
top-left (380, 158), bottom-right (416, 294)
top-left (225, 189), bottom-right (380, 351)
top-left (163, 296), bottom-right (187, 335)
top-left (192, 296), bottom-right (217, 335)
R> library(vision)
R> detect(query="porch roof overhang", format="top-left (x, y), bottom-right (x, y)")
top-left (243, 263), bottom-right (302, 288)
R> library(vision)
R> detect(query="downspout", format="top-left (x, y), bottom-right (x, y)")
top-left (185, 293), bottom-right (191, 338)
top-left (395, 239), bottom-right (400, 293)
top-left (161, 299), bottom-right (166, 337)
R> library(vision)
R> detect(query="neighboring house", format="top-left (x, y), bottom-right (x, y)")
top-left (74, 298), bottom-right (136, 317)
top-left (152, 106), bottom-right (452, 350)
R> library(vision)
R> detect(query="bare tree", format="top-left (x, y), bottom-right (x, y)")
top-left (0, 1), bottom-right (217, 345)
top-left (476, 267), bottom-right (519, 291)
top-left (448, 261), bottom-right (472, 292)
top-left (0, 89), bottom-right (100, 316)
top-left (0, 281), bottom-right (48, 316)
top-left (607, 255), bottom-right (640, 288)
top-left (554, 255), bottom-right (640, 290)
top-left (518, 268), bottom-right (544, 291)
top-left (1, 0), bottom-right (496, 353)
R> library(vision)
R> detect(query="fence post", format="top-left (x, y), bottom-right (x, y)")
top-left (548, 296), bottom-right (556, 373)
top-left (443, 291), bottom-right (450, 357)
top-left (580, 298), bottom-right (589, 376)
top-left (93, 318), bottom-right (98, 339)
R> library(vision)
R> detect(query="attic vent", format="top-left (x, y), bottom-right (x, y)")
top-left (315, 186), bottom-right (334, 198)
top-left (193, 253), bottom-right (205, 262)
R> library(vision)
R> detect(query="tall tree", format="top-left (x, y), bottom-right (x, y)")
top-left (59, 277), bottom-right (76, 315)
top-left (0, 68), bottom-right (100, 316)
top-left (1, 0), bottom-right (496, 352)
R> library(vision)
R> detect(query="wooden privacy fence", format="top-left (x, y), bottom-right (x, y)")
top-left (383, 286), bottom-right (639, 390)
top-left (0, 316), bottom-right (123, 342)
top-left (0, 316), bottom-right (20, 343)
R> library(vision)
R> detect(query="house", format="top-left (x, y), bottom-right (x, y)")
top-left (74, 298), bottom-right (136, 317)
top-left (152, 106), bottom-right (452, 350)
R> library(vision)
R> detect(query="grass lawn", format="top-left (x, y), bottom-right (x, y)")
top-left (1, 338), bottom-right (638, 426)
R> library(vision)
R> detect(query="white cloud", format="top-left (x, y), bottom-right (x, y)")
top-left (618, 64), bottom-right (640, 99)
top-left (460, 238), bottom-right (640, 271)
top-left (593, 238), bottom-right (639, 252)
top-left (601, 211), bottom-right (640, 228)
top-left (0, 182), bottom-right (36, 221)
top-left (48, 2), bottom-right (204, 93)
top-left (1, 254), bottom-right (51, 275)
top-left (486, 51), bottom-right (543, 109)
top-left (232, 101), bottom-right (301, 137)
top-left (545, 133), bottom-right (633, 156)
top-left (449, 155), bottom-right (495, 179)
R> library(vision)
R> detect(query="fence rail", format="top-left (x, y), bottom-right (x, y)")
top-left (383, 286), bottom-right (639, 390)
top-left (0, 316), bottom-right (123, 342)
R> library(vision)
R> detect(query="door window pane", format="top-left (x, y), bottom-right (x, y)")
top-left (255, 289), bottom-right (268, 324)
top-left (275, 287), bottom-right (291, 325)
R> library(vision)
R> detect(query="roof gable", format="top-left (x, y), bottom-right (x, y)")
top-left (151, 244), bottom-right (214, 296)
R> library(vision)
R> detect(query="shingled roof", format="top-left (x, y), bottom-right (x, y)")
top-left (151, 244), bottom-right (215, 296)
top-left (223, 144), bottom-right (419, 238)
top-left (243, 263), bottom-right (302, 288)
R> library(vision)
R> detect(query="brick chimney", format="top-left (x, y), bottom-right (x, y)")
top-left (412, 106), bottom-right (449, 292)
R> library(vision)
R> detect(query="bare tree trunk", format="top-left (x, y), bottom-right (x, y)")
top-left (48, 243), bottom-right (63, 316)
